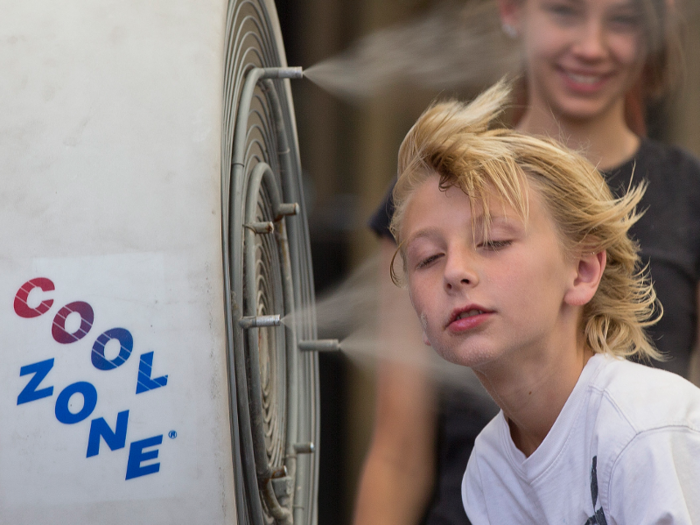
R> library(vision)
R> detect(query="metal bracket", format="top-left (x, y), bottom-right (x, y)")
top-left (261, 466), bottom-right (294, 525)
top-left (271, 475), bottom-right (294, 501)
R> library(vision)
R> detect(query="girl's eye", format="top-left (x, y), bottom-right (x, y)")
top-left (478, 240), bottom-right (512, 251)
top-left (546, 3), bottom-right (578, 18)
top-left (608, 13), bottom-right (640, 30)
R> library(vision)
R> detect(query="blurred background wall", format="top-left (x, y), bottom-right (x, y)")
top-left (273, 1), bottom-right (700, 523)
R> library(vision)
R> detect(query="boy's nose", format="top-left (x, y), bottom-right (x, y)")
top-left (443, 249), bottom-right (479, 292)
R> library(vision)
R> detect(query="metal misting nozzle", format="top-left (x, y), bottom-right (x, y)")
top-left (260, 67), bottom-right (303, 80)
top-left (239, 314), bottom-right (282, 329)
top-left (298, 339), bottom-right (341, 352)
top-left (293, 442), bottom-right (315, 454)
top-left (275, 202), bottom-right (299, 219)
top-left (244, 221), bottom-right (274, 234)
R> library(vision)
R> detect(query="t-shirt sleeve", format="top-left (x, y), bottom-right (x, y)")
top-left (368, 178), bottom-right (396, 240)
top-left (605, 427), bottom-right (700, 524)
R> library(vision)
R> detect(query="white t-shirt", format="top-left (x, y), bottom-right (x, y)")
top-left (462, 353), bottom-right (700, 524)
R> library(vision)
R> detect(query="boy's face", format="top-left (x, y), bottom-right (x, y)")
top-left (401, 175), bottom-right (581, 371)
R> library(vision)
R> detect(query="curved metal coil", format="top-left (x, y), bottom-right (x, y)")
top-left (221, 2), bottom-right (318, 524)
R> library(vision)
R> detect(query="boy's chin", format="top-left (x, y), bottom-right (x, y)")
top-left (431, 341), bottom-right (495, 370)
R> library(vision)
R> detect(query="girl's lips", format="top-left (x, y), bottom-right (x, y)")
top-left (557, 67), bottom-right (612, 94)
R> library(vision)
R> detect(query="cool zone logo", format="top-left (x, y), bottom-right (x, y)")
top-left (14, 277), bottom-right (170, 481)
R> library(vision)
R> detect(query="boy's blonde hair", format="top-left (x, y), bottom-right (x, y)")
top-left (390, 80), bottom-right (662, 361)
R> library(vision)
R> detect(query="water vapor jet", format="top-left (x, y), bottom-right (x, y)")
top-left (303, 0), bottom-right (695, 102)
top-left (286, 253), bottom-right (494, 406)
top-left (303, 0), bottom-right (520, 101)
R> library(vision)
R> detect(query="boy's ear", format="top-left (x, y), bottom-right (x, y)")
top-left (564, 250), bottom-right (606, 307)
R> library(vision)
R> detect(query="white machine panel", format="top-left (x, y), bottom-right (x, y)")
top-left (0, 1), bottom-right (237, 522)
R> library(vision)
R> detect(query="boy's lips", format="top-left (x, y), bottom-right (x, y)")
top-left (446, 304), bottom-right (494, 332)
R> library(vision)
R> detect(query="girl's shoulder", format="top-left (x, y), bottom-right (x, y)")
top-left (604, 138), bottom-right (700, 197)
top-left (634, 138), bottom-right (700, 180)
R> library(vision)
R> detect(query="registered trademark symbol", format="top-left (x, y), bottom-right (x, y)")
top-left (169, 430), bottom-right (177, 439)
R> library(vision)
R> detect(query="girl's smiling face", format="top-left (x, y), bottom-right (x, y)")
top-left (401, 175), bottom-right (582, 371)
top-left (502, 0), bottom-right (646, 123)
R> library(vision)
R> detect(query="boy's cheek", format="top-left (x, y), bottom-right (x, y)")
top-left (408, 285), bottom-right (434, 345)
top-left (419, 311), bottom-right (428, 331)
top-left (407, 284), bottom-right (419, 313)
top-left (419, 312), bottom-right (432, 346)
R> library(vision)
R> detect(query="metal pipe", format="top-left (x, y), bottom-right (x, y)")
top-left (298, 339), bottom-right (341, 353)
top-left (238, 314), bottom-right (282, 329)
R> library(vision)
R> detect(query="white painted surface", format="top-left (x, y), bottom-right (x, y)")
top-left (0, 1), bottom-right (236, 522)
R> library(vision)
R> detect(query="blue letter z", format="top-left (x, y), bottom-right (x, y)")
top-left (17, 358), bottom-right (54, 405)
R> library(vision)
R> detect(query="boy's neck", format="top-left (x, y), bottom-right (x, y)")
top-left (517, 100), bottom-right (640, 172)
top-left (475, 339), bottom-right (594, 458)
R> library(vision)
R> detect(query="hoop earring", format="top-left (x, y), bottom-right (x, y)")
top-left (502, 23), bottom-right (518, 39)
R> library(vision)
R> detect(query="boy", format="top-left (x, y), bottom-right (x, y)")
top-left (389, 81), bottom-right (700, 524)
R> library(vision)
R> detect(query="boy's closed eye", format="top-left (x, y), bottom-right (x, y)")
top-left (411, 238), bottom-right (512, 270)
top-left (477, 239), bottom-right (513, 251)
top-left (416, 253), bottom-right (444, 270)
